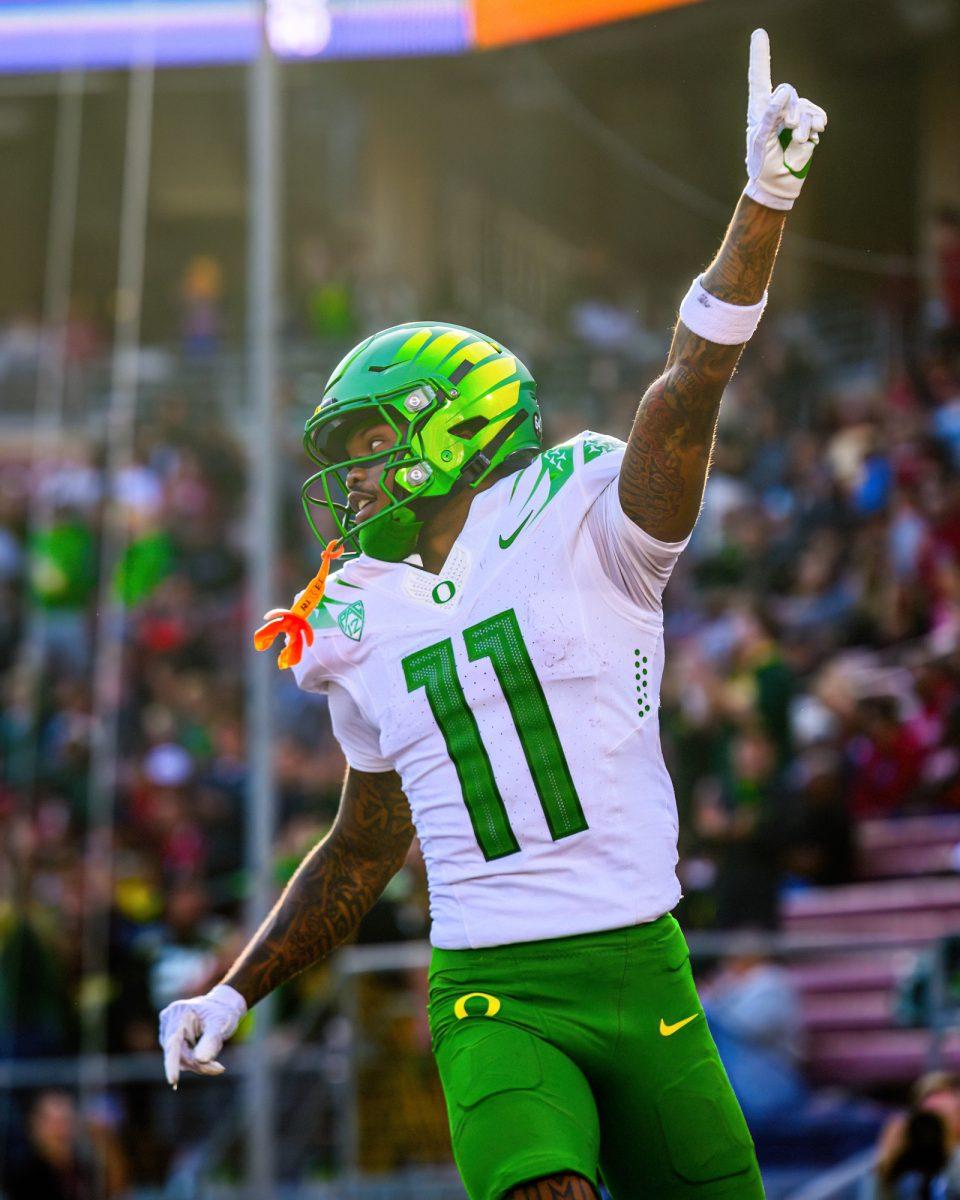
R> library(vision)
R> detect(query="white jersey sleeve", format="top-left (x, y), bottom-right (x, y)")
top-left (584, 477), bottom-right (690, 612)
top-left (289, 585), bottom-right (395, 772)
top-left (540, 431), bottom-right (689, 613)
top-left (327, 680), bottom-right (393, 773)
top-left (289, 631), bottom-right (332, 694)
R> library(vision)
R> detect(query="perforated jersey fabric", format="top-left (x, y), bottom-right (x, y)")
top-left (292, 431), bottom-right (688, 949)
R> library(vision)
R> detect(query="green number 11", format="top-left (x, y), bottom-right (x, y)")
top-left (402, 608), bottom-right (588, 860)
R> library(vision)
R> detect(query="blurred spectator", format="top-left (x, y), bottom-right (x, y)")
top-left (694, 725), bottom-right (785, 929)
top-left (895, 936), bottom-right (960, 1033)
top-left (27, 503), bottom-right (96, 674)
top-left (932, 209), bottom-right (960, 338)
top-left (848, 696), bottom-right (925, 818)
top-left (703, 936), bottom-right (805, 1125)
top-left (783, 748), bottom-right (856, 887)
top-left (0, 313), bottom-right (41, 384)
top-left (2, 1089), bottom-right (128, 1200)
top-left (867, 1072), bottom-right (960, 1199)
top-left (63, 297), bottom-right (103, 365)
top-left (178, 256), bottom-right (224, 360)
top-left (0, 903), bottom-right (73, 1059)
top-left (145, 879), bottom-right (227, 1012)
top-left (297, 234), bottom-right (358, 340)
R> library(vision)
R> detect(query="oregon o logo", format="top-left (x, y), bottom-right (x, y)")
top-left (454, 992), bottom-right (501, 1020)
top-left (432, 580), bottom-right (456, 605)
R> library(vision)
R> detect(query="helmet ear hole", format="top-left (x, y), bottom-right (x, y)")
top-left (449, 416), bottom-right (489, 440)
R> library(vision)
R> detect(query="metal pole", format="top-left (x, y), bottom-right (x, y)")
top-left (22, 69), bottom-right (85, 669)
top-left (82, 61), bottom-right (154, 1193)
top-left (14, 63), bottom-right (85, 843)
top-left (243, 7), bottom-right (280, 1197)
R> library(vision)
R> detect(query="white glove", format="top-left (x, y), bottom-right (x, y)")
top-left (158, 983), bottom-right (247, 1089)
top-left (744, 28), bottom-right (827, 211)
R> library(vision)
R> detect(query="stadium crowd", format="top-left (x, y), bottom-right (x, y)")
top-left (1, 272), bottom-right (960, 1186)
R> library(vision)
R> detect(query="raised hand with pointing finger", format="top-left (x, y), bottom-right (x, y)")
top-left (744, 28), bottom-right (827, 211)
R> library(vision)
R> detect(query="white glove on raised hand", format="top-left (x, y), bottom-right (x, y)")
top-left (158, 983), bottom-right (247, 1089)
top-left (744, 28), bottom-right (827, 211)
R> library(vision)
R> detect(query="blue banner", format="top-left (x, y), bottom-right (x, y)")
top-left (0, 1), bottom-right (471, 73)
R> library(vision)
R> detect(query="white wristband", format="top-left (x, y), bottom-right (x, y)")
top-left (678, 274), bottom-right (768, 345)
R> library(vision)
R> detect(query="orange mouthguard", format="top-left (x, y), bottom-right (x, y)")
top-left (253, 538), bottom-right (344, 670)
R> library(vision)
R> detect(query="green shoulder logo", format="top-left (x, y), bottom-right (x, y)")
top-left (581, 431), bottom-right (621, 460)
top-left (304, 579), bottom-right (366, 639)
top-left (498, 433), bottom-right (620, 549)
top-left (336, 600), bottom-right (365, 641)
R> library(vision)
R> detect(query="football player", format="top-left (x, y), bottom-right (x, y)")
top-left (160, 30), bottom-right (825, 1199)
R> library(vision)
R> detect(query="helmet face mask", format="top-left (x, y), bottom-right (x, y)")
top-left (301, 392), bottom-right (435, 560)
top-left (304, 383), bottom-right (436, 468)
top-left (301, 322), bottom-right (543, 563)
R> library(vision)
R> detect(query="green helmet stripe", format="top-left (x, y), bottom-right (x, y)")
top-left (396, 327), bottom-right (432, 361)
top-left (459, 338), bottom-right (499, 367)
top-left (457, 378), bottom-right (521, 415)
top-left (466, 355), bottom-right (517, 394)
top-left (413, 328), bottom-right (474, 369)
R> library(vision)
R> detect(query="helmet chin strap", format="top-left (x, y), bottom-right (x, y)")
top-left (449, 410), bottom-right (530, 496)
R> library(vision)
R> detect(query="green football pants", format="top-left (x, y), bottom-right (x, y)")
top-left (427, 914), bottom-right (764, 1200)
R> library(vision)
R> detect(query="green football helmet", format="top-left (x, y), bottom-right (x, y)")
top-left (302, 321), bottom-right (543, 562)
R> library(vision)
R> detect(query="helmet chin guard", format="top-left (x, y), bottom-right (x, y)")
top-left (357, 503), bottom-right (423, 563)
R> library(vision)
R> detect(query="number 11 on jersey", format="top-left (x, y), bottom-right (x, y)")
top-left (402, 608), bottom-right (588, 860)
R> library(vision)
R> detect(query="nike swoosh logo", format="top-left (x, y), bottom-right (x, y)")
top-left (498, 511), bottom-right (534, 550)
top-left (778, 127), bottom-right (813, 180)
top-left (659, 1014), bottom-right (698, 1037)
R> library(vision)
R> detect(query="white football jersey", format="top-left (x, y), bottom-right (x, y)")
top-left (292, 431), bottom-right (688, 949)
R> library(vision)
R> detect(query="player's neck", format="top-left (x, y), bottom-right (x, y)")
top-left (416, 489), bottom-right (475, 574)
top-left (416, 477), bottom-right (497, 574)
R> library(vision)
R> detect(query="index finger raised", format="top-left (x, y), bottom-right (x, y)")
top-left (748, 28), bottom-right (772, 122)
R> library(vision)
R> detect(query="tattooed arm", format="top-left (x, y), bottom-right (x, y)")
top-left (618, 196), bottom-right (785, 542)
top-left (220, 766), bottom-right (414, 1007)
top-left (619, 26), bottom-right (826, 541)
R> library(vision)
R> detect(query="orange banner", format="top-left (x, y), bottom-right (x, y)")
top-left (473, 0), bottom-right (703, 49)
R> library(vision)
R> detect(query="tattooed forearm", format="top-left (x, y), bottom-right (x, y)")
top-left (619, 329), bottom-right (741, 540)
top-left (619, 195), bottom-right (786, 541)
top-left (221, 767), bottom-right (413, 1007)
top-left (508, 1174), bottom-right (599, 1200)
top-left (698, 192), bottom-right (786, 308)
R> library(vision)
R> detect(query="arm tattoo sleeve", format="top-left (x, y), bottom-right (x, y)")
top-left (619, 195), bottom-right (787, 542)
top-left (221, 767), bottom-right (414, 1007)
